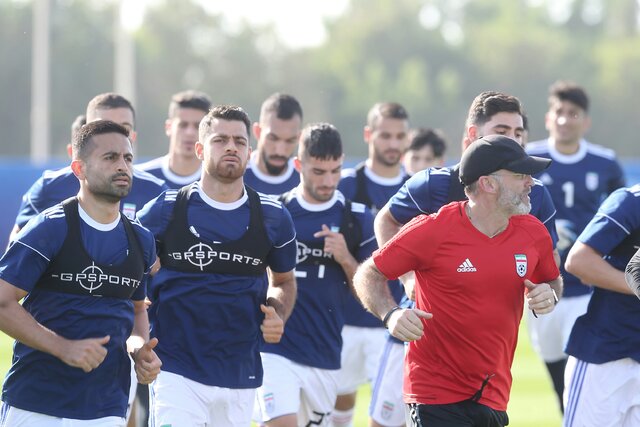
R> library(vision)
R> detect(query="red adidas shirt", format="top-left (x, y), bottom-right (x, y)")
top-left (373, 201), bottom-right (559, 411)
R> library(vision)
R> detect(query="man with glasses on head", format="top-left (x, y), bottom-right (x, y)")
top-left (354, 135), bottom-right (562, 427)
top-left (526, 81), bottom-right (625, 411)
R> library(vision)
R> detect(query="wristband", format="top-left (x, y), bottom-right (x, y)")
top-left (382, 306), bottom-right (402, 329)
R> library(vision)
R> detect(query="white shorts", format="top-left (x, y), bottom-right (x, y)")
top-left (526, 294), bottom-right (591, 362)
top-left (255, 353), bottom-right (338, 426)
top-left (564, 356), bottom-right (640, 427)
top-left (149, 371), bottom-right (255, 427)
top-left (126, 356), bottom-right (137, 420)
top-left (0, 404), bottom-right (125, 427)
top-left (336, 325), bottom-right (387, 394)
top-left (369, 339), bottom-right (406, 427)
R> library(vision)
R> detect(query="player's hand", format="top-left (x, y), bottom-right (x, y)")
top-left (60, 335), bottom-right (110, 373)
top-left (388, 309), bottom-right (432, 342)
top-left (260, 304), bottom-right (284, 343)
top-left (132, 337), bottom-right (162, 384)
top-left (525, 279), bottom-right (557, 316)
top-left (314, 224), bottom-right (350, 264)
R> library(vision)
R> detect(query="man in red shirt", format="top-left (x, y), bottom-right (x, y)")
top-left (353, 135), bottom-right (563, 427)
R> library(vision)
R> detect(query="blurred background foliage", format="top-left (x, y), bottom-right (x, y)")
top-left (1, 0), bottom-right (640, 161)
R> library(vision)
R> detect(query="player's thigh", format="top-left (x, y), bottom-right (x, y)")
top-left (299, 367), bottom-right (339, 427)
top-left (255, 353), bottom-right (301, 423)
top-left (0, 405), bottom-right (125, 427)
top-left (209, 388), bottom-right (255, 427)
top-left (337, 325), bottom-right (370, 394)
top-left (149, 371), bottom-right (208, 427)
top-left (362, 328), bottom-right (389, 381)
top-left (370, 340), bottom-right (406, 427)
top-left (564, 357), bottom-right (640, 427)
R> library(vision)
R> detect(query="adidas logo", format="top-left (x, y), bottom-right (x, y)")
top-left (457, 258), bottom-right (477, 272)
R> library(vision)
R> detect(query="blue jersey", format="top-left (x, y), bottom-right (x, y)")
top-left (137, 182), bottom-right (297, 388)
top-left (565, 185), bottom-right (640, 363)
top-left (263, 188), bottom-right (377, 369)
top-left (338, 164), bottom-right (407, 327)
top-left (243, 153), bottom-right (300, 195)
top-left (14, 166), bottom-right (168, 228)
top-left (527, 139), bottom-right (625, 297)
top-left (0, 203), bottom-right (156, 419)
top-left (137, 155), bottom-right (202, 189)
top-left (387, 165), bottom-right (559, 246)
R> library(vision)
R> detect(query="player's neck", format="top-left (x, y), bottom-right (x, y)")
top-left (552, 138), bottom-right (581, 155)
top-left (366, 158), bottom-right (401, 178)
top-left (168, 153), bottom-right (201, 177)
top-left (199, 176), bottom-right (245, 203)
top-left (465, 201), bottom-right (509, 238)
top-left (76, 190), bottom-right (121, 224)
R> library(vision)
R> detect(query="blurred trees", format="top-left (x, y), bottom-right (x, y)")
top-left (1, 0), bottom-right (639, 160)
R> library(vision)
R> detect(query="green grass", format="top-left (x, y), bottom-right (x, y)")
top-left (0, 318), bottom-right (562, 426)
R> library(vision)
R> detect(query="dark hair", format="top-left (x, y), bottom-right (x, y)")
top-left (72, 120), bottom-right (129, 160)
top-left (367, 102), bottom-right (409, 128)
top-left (86, 93), bottom-right (136, 121)
top-left (168, 90), bottom-right (212, 118)
top-left (71, 114), bottom-right (86, 139)
top-left (199, 105), bottom-right (251, 141)
top-left (407, 128), bottom-right (447, 158)
top-left (299, 123), bottom-right (343, 161)
top-left (260, 93), bottom-right (303, 121)
top-left (466, 91), bottom-right (523, 128)
top-left (548, 80), bottom-right (589, 112)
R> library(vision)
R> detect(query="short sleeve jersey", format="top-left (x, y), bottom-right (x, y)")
top-left (526, 139), bottom-right (625, 296)
top-left (136, 182), bottom-right (297, 388)
top-left (0, 202), bottom-right (156, 419)
top-left (262, 188), bottom-right (377, 369)
top-left (243, 153), bottom-right (300, 195)
top-left (374, 201), bottom-right (559, 411)
top-left (565, 185), bottom-right (640, 364)
top-left (15, 166), bottom-right (168, 227)
top-left (338, 164), bottom-right (407, 327)
top-left (387, 165), bottom-right (559, 247)
top-left (137, 155), bottom-right (202, 189)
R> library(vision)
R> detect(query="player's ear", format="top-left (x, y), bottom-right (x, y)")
top-left (195, 140), bottom-right (204, 160)
top-left (70, 159), bottom-right (85, 179)
top-left (294, 156), bottom-right (302, 172)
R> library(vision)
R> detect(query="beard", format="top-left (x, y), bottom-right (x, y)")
top-left (262, 150), bottom-right (288, 176)
top-left (374, 147), bottom-right (402, 167)
top-left (305, 182), bottom-right (335, 203)
top-left (207, 157), bottom-right (246, 183)
top-left (497, 181), bottom-right (531, 216)
top-left (87, 173), bottom-right (132, 203)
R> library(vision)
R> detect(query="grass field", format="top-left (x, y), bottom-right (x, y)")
top-left (0, 318), bottom-right (562, 426)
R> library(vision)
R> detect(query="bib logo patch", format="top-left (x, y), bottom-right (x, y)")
top-left (515, 254), bottom-right (527, 277)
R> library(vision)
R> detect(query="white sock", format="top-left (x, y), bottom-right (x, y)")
top-left (331, 408), bottom-right (354, 427)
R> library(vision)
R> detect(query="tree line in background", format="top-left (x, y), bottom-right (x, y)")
top-left (1, 0), bottom-right (640, 161)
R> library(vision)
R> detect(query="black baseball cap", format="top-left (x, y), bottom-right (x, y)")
top-left (459, 135), bottom-right (551, 185)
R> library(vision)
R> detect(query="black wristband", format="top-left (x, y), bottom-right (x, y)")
top-left (382, 306), bottom-right (402, 329)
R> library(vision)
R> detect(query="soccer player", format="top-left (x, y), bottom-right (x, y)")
top-left (370, 91), bottom-right (559, 427)
top-left (0, 120), bottom-right (161, 426)
top-left (402, 127), bottom-right (447, 176)
top-left (333, 102), bottom-right (410, 427)
top-left (137, 105), bottom-right (297, 427)
top-left (244, 93), bottom-right (303, 194)
top-left (137, 90), bottom-right (212, 188)
top-left (526, 81), bottom-right (625, 410)
top-left (255, 122), bottom-right (377, 426)
top-left (355, 135), bottom-right (562, 427)
top-left (10, 93), bottom-right (167, 241)
top-left (563, 184), bottom-right (640, 426)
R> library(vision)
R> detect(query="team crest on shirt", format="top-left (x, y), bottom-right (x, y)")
top-left (515, 254), bottom-right (527, 277)
top-left (585, 172), bottom-right (599, 191)
top-left (122, 203), bottom-right (136, 220)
